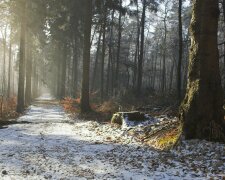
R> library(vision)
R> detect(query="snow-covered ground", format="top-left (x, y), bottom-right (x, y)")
top-left (0, 94), bottom-right (224, 179)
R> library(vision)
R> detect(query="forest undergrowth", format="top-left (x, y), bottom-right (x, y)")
top-left (61, 91), bottom-right (179, 118)
top-left (61, 91), bottom-right (182, 150)
top-left (0, 97), bottom-right (19, 127)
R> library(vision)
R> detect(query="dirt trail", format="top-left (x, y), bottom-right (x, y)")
top-left (0, 94), bottom-right (224, 180)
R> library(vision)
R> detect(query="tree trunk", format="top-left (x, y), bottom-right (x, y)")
top-left (91, 25), bottom-right (102, 92)
top-left (177, 0), bottom-right (183, 101)
top-left (115, 0), bottom-right (122, 95)
top-left (161, 18), bottom-right (167, 93)
top-left (169, 57), bottom-right (175, 92)
top-left (7, 31), bottom-right (12, 98)
top-left (133, 2), bottom-right (140, 88)
top-left (222, 0), bottom-right (225, 90)
top-left (137, 0), bottom-right (146, 95)
top-left (60, 44), bottom-right (67, 99)
top-left (100, 6), bottom-right (107, 102)
top-left (32, 56), bottom-right (37, 99)
top-left (25, 34), bottom-right (32, 105)
top-left (12, 55), bottom-right (15, 96)
top-left (56, 51), bottom-right (61, 98)
top-left (2, 28), bottom-right (7, 95)
top-left (17, 0), bottom-right (26, 113)
top-left (72, 35), bottom-right (79, 98)
top-left (152, 40), bottom-right (159, 89)
top-left (106, 9), bottom-right (115, 98)
top-left (80, 0), bottom-right (92, 113)
top-left (179, 0), bottom-right (225, 141)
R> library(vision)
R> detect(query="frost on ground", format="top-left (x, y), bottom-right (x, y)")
top-left (0, 94), bottom-right (224, 180)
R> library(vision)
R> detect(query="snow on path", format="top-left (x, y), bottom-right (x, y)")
top-left (0, 94), bottom-right (224, 180)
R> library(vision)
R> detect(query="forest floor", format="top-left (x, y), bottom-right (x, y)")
top-left (0, 94), bottom-right (224, 180)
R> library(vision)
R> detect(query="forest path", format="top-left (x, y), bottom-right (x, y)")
top-left (0, 94), bottom-right (224, 180)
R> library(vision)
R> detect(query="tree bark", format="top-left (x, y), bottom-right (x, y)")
top-left (17, 0), bottom-right (26, 113)
top-left (133, 2), bottom-right (140, 88)
top-left (161, 17), bottom-right (167, 93)
top-left (177, 0), bottom-right (183, 101)
top-left (32, 55), bottom-right (37, 99)
top-left (80, 0), bottom-right (92, 113)
top-left (115, 0), bottom-right (122, 95)
top-left (2, 28), bottom-right (7, 95)
top-left (137, 0), bottom-right (146, 95)
top-left (25, 35), bottom-right (32, 105)
top-left (7, 30), bottom-right (12, 98)
top-left (56, 47), bottom-right (61, 98)
top-left (100, 5), bottom-right (107, 102)
top-left (106, 9), bottom-right (115, 98)
top-left (60, 44), bottom-right (67, 99)
top-left (91, 25), bottom-right (102, 92)
top-left (72, 35), bottom-right (79, 98)
top-left (179, 0), bottom-right (225, 141)
top-left (222, 0), bottom-right (225, 90)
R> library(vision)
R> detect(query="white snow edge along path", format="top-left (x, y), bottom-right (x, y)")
top-left (0, 94), bottom-right (224, 179)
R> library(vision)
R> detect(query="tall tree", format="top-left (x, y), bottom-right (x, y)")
top-left (161, 1), bottom-right (169, 93)
top-left (137, 0), bottom-right (146, 94)
top-left (180, 0), bottom-right (225, 141)
top-left (115, 0), bottom-right (122, 95)
top-left (25, 34), bottom-right (32, 105)
top-left (91, 25), bottom-right (102, 92)
top-left (80, 0), bottom-right (92, 113)
top-left (177, 0), bottom-right (182, 100)
top-left (60, 43), bottom-right (67, 99)
top-left (100, 5), bottom-right (107, 102)
top-left (1, 26), bottom-right (7, 95)
top-left (7, 29), bottom-right (12, 98)
top-left (106, 9), bottom-right (115, 98)
top-left (222, 0), bottom-right (225, 90)
top-left (133, 2), bottom-right (140, 88)
top-left (72, 33), bottom-right (79, 98)
top-left (17, 0), bottom-right (26, 113)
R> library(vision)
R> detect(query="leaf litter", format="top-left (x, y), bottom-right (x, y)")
top-left (0, 94), bottom-right (224, 179)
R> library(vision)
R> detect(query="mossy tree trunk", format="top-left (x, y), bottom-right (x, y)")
top-left (180, 0), bottom-right (225, 141)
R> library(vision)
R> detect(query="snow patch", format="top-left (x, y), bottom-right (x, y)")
top-left (0, 94), bottom-right (224, 179)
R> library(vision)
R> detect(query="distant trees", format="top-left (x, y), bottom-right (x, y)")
top-left (37, 0), bottom-right (191, 104)
top-left (2, 0), bottom-right (225, 144)
top-left (0, 0), bottom-right (193, 113)
top-left (0, 2), bottom-right (213, 115)
top-left (180, 0), bottom-right (225, 141)
top-left (11, 0), bottom-right (47, 112)
top-left (130, 0), bottom-right (159, 95)
top-left (161, 0), bottom-right (169, 94)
